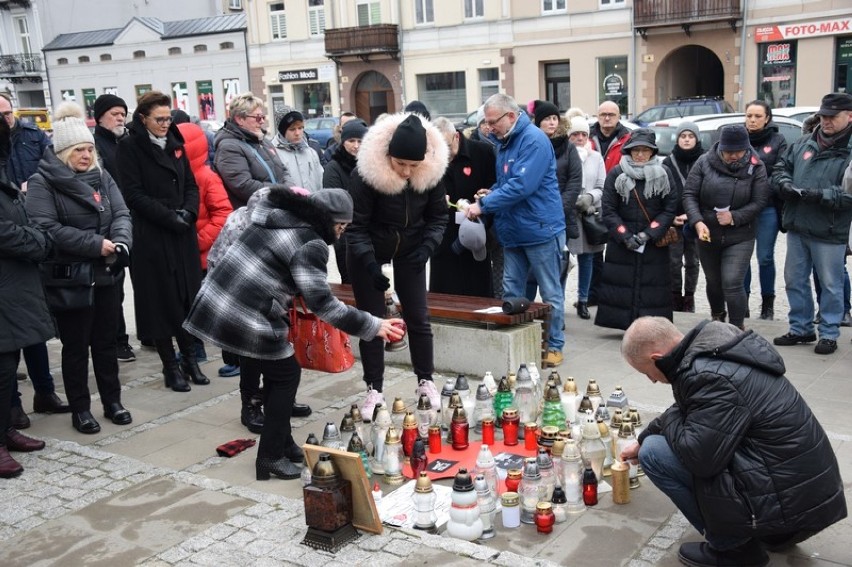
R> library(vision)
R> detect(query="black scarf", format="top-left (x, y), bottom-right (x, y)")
top-left (748, 127), bottom-right (773, 147)
top-left (551, 135), bottom-right (568, 158)
top-left (670, 143), bottom-right (704, 181)
top-left (332, 144), bottom-right (357, 175)
top-left (76, 168), bottom-right (103, 192)
top-left (816, 123), bottom-right (852, 151)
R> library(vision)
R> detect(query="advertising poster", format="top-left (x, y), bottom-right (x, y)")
top-left (171, 82), bottom-right (189, 112)
top-left (197, 80), bottom-right (215, 120)
top-left (223, 78), bottom-right (241, 118)
top-left (135, 84), bottom-right (152, 100)
top-left (82, 88), bottom-right (96, 118)
top-left (60, 89), bottom-right (76, 103)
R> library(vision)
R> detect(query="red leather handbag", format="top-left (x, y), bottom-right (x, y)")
top-left (288, 295), bottom-right (355, 373)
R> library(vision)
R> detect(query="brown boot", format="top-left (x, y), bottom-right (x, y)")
top-left (0, 446), bottom-right (23, 478)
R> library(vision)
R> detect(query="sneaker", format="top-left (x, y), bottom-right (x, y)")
top-left (416, 379), bottom-right (440, 410)
top-left (814, 339), bottom-right (838, 355)
top-left (116, 344), bottom-right (136, 362)
top-left (544, 349), bottom-right (564, 367)
top-left (773, 332), bottom-right (817, 346)
top-left (678, 540), bottom-right (768, 567)
top-left (360, 388), bottom-right (385, 424)
top-left (841, 311), bottom-right (852, 327)
top-left (218, 364), bottom-right (240, 377)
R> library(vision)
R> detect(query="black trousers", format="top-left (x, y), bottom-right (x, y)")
top-left (11, 341), bottom-right (57, 409)
top-left (54, 285), bottom-right (122, 413)
top-left (243, 355), bottom-right (300, 460)
top-left (0, 350), bottom-right (17, 440)
top-left (347, 249), bottom-right (434, 391)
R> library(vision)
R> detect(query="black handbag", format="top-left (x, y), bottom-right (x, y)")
top-left (581, 211), bottom-right (609, 246)
top-left (40, 261), bottom-right (95, 311)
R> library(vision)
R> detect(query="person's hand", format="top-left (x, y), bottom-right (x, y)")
top-left (636, 232), bottom-right (650, 245)
top-left (465, 201), bottom-right (482, 220)
top-left (575, 194), bottom-right (594, 213)
top-left (475, 188), bottom-right (491, 200)
top-left (695, 221), bottom-right (711, 242)
top-left (101, 238), bottom-right (116, 257)
top-left (619, 441), bottom-right (640, 464)
top-left (624, 234), bottom-right (644, 251)
top-left (409, 246), bottom-right (431, 273)
top-left (367, 262), bottom-right (390, 291)
top-left (113, 243), bottom-right (130, 269)
top-left (377, 318), bottom-right (405, 342)
top-left (716, 210), bottom-right (733, 226)
top-left (176, 209), bottom-right (196, 225)
top-left (673, 213), bottom-right (687, 227)
top-left (779, 182), bottom-right (803, 201)
top-left (800, 187), bottom-right (822, 203)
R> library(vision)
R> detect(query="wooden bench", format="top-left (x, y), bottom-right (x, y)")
top-left (329, 283), bottom-right (552, 367)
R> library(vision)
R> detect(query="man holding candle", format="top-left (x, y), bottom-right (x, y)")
top-left (619, 316), bottom-right (846, 567)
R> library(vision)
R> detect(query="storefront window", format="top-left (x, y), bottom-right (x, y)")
top-left (479, 68), bottom-right (499, 104)
top-left (598, 56), bottom-right (628, 115)
top-left (416, 71), bottom-right (466, 116)
top-left (836, 36), bottom-right (852, 93)
top-left (294, 83), bottom-right (331, 117)
top-left (758, 41), bottom-right (797, 108)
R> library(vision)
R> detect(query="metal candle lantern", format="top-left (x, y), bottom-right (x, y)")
top-left (585, 379), bottom-right (603, 413)
top-left (401, 411), bottom-right (419, 457)
top-left (606, 385), bottom-right (629, 411)
top-left (302, 453), bottom-right (357, 552)
top-left (321, 422), bottom-right (343, 450)
top-left (340, 414), bottom-right (356, 452)
top-left (383, 291), bottom-right (407, 352)
top-left (412, 472), bottom-right (437, 530)
top-left (382, 426), bottom-right (405, 485)
top-left (473, 383), bottom-right (495, 433)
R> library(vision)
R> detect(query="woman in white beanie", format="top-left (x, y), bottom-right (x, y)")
top-left (567, 116), bottom-right (606, 319)
top-left (25, 102), bottom-right (133, 434)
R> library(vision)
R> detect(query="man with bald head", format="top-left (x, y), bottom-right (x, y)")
top-left (619, 316), bottom-right (846, 567)
top-left (590, 100), bottom-right (631, 173)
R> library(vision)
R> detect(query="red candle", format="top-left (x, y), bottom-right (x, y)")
top-left (583, 467), bottom-right (598, 506)
top-left (524, 423), bottom-right (538, 450)
top-left (451, 419), bottom-right (469, 450)
top-left (534, 503), bottom-right (556, 534)
top-left (502, 409), bottom-right (520, 446)
top-left (505, 469), bottom-right (522, 493)
top-left (428, 425), bottom-right (442, 454)
top-left (402, 426), bottom-right (418, 457)
top-left (481, 418), bottom-right (495, 445)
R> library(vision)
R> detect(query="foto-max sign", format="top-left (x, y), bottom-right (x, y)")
top-left (755, 17), bottom-right (851, 42)
top-left (278, 69), bottom-right (318, 82)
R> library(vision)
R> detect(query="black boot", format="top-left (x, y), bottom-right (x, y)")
top-left (163, 359), bottom-right (191, 392)
top-left (759, 294), bottom-right (775, 321)
top-left (682, 294), bottom-right (695, 313)
top-left (180, 356), bottom-right (210, 385)
top-left (576, 301), bottom-right (590, 320)
top-left (241, 404), bottom-right (264, 434)
top-left (672, 293), bottom-right (684, 312)
top-left (255, 456), bottom-right (302, 480)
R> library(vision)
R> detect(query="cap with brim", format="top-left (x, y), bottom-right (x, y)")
top-left (817, 92), bottom-right (852, 117)
top-left (458, 217), bottom-right (487, 261)
top-left (621, 128), bottom-right (658, 153)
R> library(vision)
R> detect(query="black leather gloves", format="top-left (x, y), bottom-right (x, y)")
top-left (800, 188), bottom-right (823, 203)
top-left (409, 246), bottom-right (431, 274)
top-left (779, 182), bottom-right (803, 201)
top-left (367, 262), bottom-right (391, 291)
top-left (113, 243), bottom-right (130, 269)
top-left (624, 232), bottom-right (649, 251)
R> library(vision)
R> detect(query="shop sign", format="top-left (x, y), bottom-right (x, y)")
top-left (603, 74), bottom-right (624, 96)
top-left (279, 68), bottom-right (319, 82)
top-left (764, 43), bottom-right (792, 64)
top-left (755, 17), bottom-right (851, 42)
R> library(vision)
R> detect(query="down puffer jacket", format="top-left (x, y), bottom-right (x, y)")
top-left (642, 321), bottom-right (847, 537)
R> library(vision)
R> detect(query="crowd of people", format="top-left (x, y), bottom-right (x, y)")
top-left (1, 86), bottom-right (851, 485)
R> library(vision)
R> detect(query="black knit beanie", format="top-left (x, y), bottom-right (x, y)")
top-left (533, 100), bottom-right (560, 127)
top-left (388, 114), bottom-right (427, 161)
top-left (93, 94), bottom-right (127, 123)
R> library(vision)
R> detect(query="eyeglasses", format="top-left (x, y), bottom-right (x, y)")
top-left (485, 112), bottom-right (510, 127)
top-left (245, 114), bottom-right (266, 122)
top-left (1, 111), bottom-right (13, 118)
top-left (148, 115), bottom-right (173, 125)
top-left (599, 113), bottom-right (618, 119)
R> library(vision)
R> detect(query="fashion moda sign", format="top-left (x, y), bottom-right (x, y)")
top-left (279, 68), bottom-right (319, 82)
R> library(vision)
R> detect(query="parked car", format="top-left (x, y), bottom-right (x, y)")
top-left (455, 107), bottom-right (483, 130)
top-left (771, 106), bottom-right (819, 123)
top-left (303, 116), bottom-right (339, 148)
top-left (633, 97), bottom-right (735, 127)
top-left (646, 113), bottom-right (804, 157)
top-left (199, 119), bottom-right (224, 133)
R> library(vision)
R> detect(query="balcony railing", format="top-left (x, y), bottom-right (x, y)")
top-left (325, 24), bottom-right (399, 59)
top-left (0, 0), bottom-right (33, 11)
top-left (0, 53), bottom-right (43, 78)
top-left (634, 0), bottom-right (741, 29)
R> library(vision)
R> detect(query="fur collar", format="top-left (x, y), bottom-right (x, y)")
top-left (255, 187), bottom-right (337, 244)
top-left (356, 113), bottom-right (449, 195)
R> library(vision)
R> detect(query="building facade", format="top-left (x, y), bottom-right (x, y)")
top-left (42, 14), bottom-right (249, 120)
top-left (0, 0), bottom-right (49, 108)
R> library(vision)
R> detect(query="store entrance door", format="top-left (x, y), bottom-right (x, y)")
top-left (354, 71), bottom-right (394, 124)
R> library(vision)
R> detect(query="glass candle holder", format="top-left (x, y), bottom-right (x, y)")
top-left (428, 425), bottom-right (442, 454)
top-left (534, 502), bottom-right (556, 534)
top-left (502, 408), bottom-right (520, 446)
top-left (481, 418), bottom-right (495, 446)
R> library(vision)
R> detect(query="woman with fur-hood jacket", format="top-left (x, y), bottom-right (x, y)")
top-left (345, 113), bottom-right (449, 414)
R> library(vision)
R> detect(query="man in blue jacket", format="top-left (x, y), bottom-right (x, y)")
top-left (1, 93), bottom-right (52, 191)
top-left (465, 93), bottom-right (566, 367)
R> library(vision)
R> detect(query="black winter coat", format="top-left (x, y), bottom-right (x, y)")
top-left (94, 125), bottom-right (127, 186)
top-left (0, 181), bottom-right (54, 352)
top-left (429, 134), bottom-right (496, 297)
top-left (117, 120), bottom-right (202, 339)
top-left (643, 321), bottom-right (847, 537)
top-left (595, 163), bottom-right (677, 330)
top-left (26, 152), bottom-right (132, 287)
top-left (683, 145), bottom-right (769, 247)
top-left (322, 145), bottom-right (357, 191)
top-left (553, 135), bottom-right (583, 241)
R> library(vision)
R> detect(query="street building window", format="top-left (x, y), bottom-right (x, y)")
top-left (13, 16), bottom-right (32, 55)
top-left (757, 41), bottom-right (797, 108)
top-left (479, 68), bottom-right (499, 104)
top-left (57, 58), bottom-right (68, 65)
top-left (465, 0), bottom-right (484, 19)
top-left (835, 36), bottom-right (852, 93)
top-left (270, 2), bottom-right (287, 40)
top-left (194, 44), bottom-right (207, 53)
top-left (100, 54), bottom-right (112, 61)
top-left (417, 71), bottom-right (466, 117)
top-left (229, 0), bottom-right (243, 10)
top-left (357, 1), bottom-right (381, 26)
top-left (133, 50), bottom-right (146, 59)
top-left (415, 0), bottom-right (434, 25)
top-left (168, 47), bottom-right (182, 56)
top-left (545, 62), bottom-right (570, 110)
top-left (220, 42), bottom-right (234, 50)
top-left (598, 56), bottom-right (628, 115)
top-left (78, 56), bottom-right (90, 63)
top-left (309, 0), bottom-right (326, 36)
top-left (600, 0), bottom-right (625, 7)
top-left (294, 83), bottom-right (332, 118)
top-left (542, 0), bottom-right (566, 14)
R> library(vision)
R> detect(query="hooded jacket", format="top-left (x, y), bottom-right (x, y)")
top-left (641, 321), bottom-right (847, 537)
top-left (683, 144), bottom-right (770, 246)
top-left (273, 134), bottom-right (323, 192)
top-left (479, 111), bottom-right (566, 248)
top-left (346, 113), bottom-right (449, 265)
top-left (213, 120), bottom-right (293, 208)
top-left (177, 122), bottom-right (232, 270)
top-left (6, 120), bottom-right (52, 187)
top-left (183, 188), bottom-right (382, 360)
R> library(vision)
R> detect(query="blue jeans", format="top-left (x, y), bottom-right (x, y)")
top-left (784, 232), bottom-right (846, 340)
top-left (576, 253), bottom-right (594, 302)
top-left (814, 267), bottom-right (852, 313)
top-left (639, 435), bottom-right (749, 551)
top-left (743, 206), bottom-right (779, 297)
top-left (504, 233), bottom-right (565, 351)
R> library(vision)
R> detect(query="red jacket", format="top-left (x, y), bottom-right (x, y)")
top-left (590, 123), bottom-right (632, 173)
top-left (177, 123), bottom-right (232, 269)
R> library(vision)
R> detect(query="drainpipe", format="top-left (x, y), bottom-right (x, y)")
top-left (738, 0), bottom-right (748, 112)
top-left (397, 0), bottom-right (406, 108)
top-left (630, 6), bottom-right (636, 117)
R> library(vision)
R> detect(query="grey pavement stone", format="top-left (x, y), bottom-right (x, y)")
top-left (638, 546), bottom-right (668, 563)
top-left (224, 528), bottom-right (258, 546)
top-left (157, 545), bottom-right (194, 564)
top-left (627, 561), bottom-right (655, 567)
top-left (357, 533), bottom-right (391, 551)
top-left (382, 537), bottom-right (419, 557)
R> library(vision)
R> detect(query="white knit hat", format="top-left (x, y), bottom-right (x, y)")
top-left (52, 102), bottom-right (94, 154)
top-left (567, 116), bottom-right (590, 136)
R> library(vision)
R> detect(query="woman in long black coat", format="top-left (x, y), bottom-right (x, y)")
top-left (595, 129), bottom-right (678, 331)
top-left (117, 91), bottom-right (207, 392)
